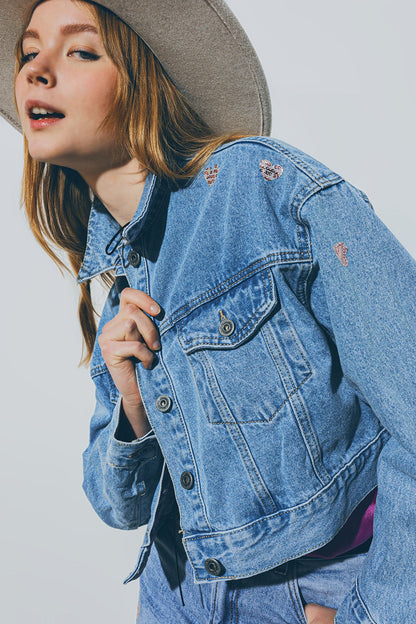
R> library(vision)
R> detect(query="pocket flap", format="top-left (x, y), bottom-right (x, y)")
top-left (177, 268), bottom-right (279, 354)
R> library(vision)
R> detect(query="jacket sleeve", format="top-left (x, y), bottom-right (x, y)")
top-left (82, 285), bottom-right (164, 530)
top-left (300, 181), bottom-right (416, 624)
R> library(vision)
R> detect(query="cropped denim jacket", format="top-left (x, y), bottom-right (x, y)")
top-left (79, 137), bottom-right (416, 624)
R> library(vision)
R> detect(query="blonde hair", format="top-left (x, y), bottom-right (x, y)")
top-left (15, 0), bottom-right (247, 363)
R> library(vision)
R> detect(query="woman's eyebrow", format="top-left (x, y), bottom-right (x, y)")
top-left (21, 23), bottom-right (99, 41)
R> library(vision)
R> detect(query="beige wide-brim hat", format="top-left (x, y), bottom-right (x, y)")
top-left (0, 0), bottom-right (271, 135)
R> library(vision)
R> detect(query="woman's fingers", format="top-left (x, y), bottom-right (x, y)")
top-left (102, 305), bottom-right (160, 350)
top-left (119, 289), bottom-right (161, 350)
top-left (100, 339), bottom-right (156, 370)
top-left (304, 604), bottom-right (336, 624)
top-left (99, 288), bottom-right (162, 375)
top-left (120, 287), bottom-right (161, 317)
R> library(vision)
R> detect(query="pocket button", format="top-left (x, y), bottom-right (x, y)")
top-left (204, 558), bottom-right (225, 577)
top-left (219, 318), bottom-right (235, 337)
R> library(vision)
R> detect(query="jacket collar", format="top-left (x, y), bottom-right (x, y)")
top-left (77, 172), bottom-right (157, 284)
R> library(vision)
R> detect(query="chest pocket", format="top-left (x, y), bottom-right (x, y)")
top-left (177, 268), bottom-right (311, 424)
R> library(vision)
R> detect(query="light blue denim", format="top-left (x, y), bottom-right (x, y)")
top-left (137, 510), bottom-right (369, 624)
top-left (79, 137), bottom-right (416, 623)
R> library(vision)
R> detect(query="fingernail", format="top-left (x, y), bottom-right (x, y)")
top-left (150, 304), bottom-right (160, 315)
top-left (153, 340), bottom-right (161, 351)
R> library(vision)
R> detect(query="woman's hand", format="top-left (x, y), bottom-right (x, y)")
top-left (98, 288), bottom-right (161, 437)
top-left (304, 603), bottom-right (337, 624)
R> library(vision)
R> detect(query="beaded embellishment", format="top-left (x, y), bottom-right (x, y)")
top-left (204, 164), bottom-right (219, 187)
top-left (333, 242), bottom-right (349, 267)
top-left (259, 159), bottom-right (284, 181)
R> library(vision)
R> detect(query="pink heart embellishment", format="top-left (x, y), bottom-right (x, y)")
top-left (333, 242), bottom-right (348, 267)
top-left (204, 164), bottom-right (219, 187)
top-left (259, 159), bottom-right (284, 181)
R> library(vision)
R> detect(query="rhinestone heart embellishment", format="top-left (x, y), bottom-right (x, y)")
top-left (204, 164), bottom-right (219, 187)
top-left (259, 159), bottom-right (284, 181)
top-left (333, 242), bottom-right (349, 267)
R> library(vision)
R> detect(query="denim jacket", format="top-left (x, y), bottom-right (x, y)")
top-left (79, 137), bottom-right (416, 624)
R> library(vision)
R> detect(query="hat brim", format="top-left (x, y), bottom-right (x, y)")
top-left (0, 0), bottom-right (271, 135)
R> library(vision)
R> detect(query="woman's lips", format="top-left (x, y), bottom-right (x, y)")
top-left (29, 116), bottom-right (65, 130)
top-left (25, 100), bottom-right (66, 129)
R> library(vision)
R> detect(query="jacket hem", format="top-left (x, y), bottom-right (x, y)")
top-left (182, 430), bottom-right (388, 582)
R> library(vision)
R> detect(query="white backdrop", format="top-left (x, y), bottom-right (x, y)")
top-left (1, 1), bottom-right (415, 622)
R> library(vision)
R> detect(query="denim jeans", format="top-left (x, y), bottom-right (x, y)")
top-left (137, 512), bottom-right (368, 624)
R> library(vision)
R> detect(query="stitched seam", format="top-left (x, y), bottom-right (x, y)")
top-left (200, 352), bottom-right (276, 512)
top-left (181, 268), bottom-right (275, 348)
top-left (186, 428), bottom-right (387, 542)
top-left (199, 350), bottom-right (232, 423)
top-left (281, 309), bottom-right (312, 371)
top-left (277, 311), bottom-right (326, 476)
top-left (300, 244), bottom-right (314, 313)
top-left (261, 320), bottom-right (327, 483)
top-left (295, 179), bottom-right (344, 226)
top-left (262, 324), bottom-right (298, 393)
top-left (286, 392), bottom-right (327, 486)
top-left (261, 324), bottom-right (313, 410)
top-left (235, 588), bottom-right (241, 624)
top-left (212, 137), bottom-right (340, 184)
top-left (288, 576), bottom-right (307, 624)
top-left (91, 363), bottom-right (107, 376)
top-left (293, 390), bottom-right (330, 483)
top-left (196, 343), bottom-right (287, 423)
top-left (139, 355), bottom-right (213, 531)
top-left (161, 256), bottom-right (311, 333)
top-left (187, 477), bottom-right (383, 583)
top-left (291, 179), bottom-right (324, 221)
top-left (355, 578), bottom-right (378, 624)
top-left (108, 455), bottom-right (157, 469)
top-left (230, 588), bottom-right (235, 624)
top-left (209, 582), bottom-right (218, 624)
top-left (158, 356), bottom-right (213, 531)
top-left (224, 419), bottom-right (277, 512)
top-left (187, 350), bottom-right (224, 424)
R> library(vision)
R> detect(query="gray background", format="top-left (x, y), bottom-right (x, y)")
top-left (1, 1), bottom-right (414, 622)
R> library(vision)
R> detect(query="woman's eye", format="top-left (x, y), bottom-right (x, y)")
top-left (21, 52), bottom-right (38, 64)
top-left (69, 49), bottom-right (100, 61)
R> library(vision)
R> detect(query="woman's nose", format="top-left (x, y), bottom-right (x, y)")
top-left (25, 56), bottom-right (56, 87)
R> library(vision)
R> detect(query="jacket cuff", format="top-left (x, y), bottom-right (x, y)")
top-left (107, 397), bottom-right (156, 466)
top-left (335, 580), bottom-right (377, 624)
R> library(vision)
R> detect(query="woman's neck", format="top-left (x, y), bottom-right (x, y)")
top-left (81, 157), bottom-right (148, 226)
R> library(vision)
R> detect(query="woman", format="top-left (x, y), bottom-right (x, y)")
top-left (2, 0), bottom-right (415, 622)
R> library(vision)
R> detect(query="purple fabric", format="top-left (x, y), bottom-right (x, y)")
top-left (307, 489), bottom-right (377, 559)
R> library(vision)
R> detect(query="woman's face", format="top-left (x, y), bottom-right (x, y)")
top-left (15, 0), bottom-right (121, 175)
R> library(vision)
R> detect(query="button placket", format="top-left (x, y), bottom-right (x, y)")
top-left (138, 333), bottom-right (209, 533)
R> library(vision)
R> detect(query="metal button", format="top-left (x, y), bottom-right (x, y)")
top-left (219, 317), bottom-right (235, 337)
top-left (180, 471), bottom-right (195, 490)
top-left (127, 249), bottom-right (141, 268)
top-left (156, 395), bottom-right (172, 413)
top-left (204, 558), bottom-right (225, 577)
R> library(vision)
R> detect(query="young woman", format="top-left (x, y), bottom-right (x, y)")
top-left (3, 0), bottom-right (415, 622)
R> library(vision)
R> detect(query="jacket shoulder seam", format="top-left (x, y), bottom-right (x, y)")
top-left (213, 136), bottom-right (343, 187)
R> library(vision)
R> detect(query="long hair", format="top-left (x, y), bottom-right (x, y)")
top-left (15, 0), bottom-right (247, 363)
